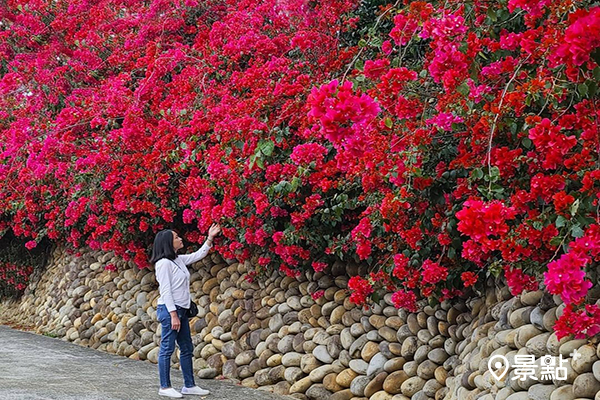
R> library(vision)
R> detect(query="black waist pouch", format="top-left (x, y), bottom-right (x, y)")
top-left (187, 300), bottom-right (198, 318)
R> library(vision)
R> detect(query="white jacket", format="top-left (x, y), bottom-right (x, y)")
top-left (155, 241), bottom-right (212, 312)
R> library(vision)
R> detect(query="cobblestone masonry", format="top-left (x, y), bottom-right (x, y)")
top-left (2, 246), bottom-right (600, 400)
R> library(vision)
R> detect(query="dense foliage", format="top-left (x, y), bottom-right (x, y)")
top-left (0, 233), bottom-right (50, 297)
top-left (1, 0), bottom-right (600, 337)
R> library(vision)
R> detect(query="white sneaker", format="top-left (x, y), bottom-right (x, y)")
top-left (159, 387), bottom-right (183, 398)
top-left (181, 386), bottom-right (210, 396)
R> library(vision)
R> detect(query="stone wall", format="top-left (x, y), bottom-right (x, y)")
top-left (2, 246), bottom-right (600, 400)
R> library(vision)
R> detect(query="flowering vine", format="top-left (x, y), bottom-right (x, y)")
top-left (1, 0), bottom-right (600, 338)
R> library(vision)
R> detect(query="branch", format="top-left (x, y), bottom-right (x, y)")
top-left (486, 55), bottom-right (530, 195)
top-left (340, 0), bottom-right (401, 84)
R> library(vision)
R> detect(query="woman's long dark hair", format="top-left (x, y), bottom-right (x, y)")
top-left (150, 230), bottom-right (177, 264)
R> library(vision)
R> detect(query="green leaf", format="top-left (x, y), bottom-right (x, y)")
top-left (471, 168), bottom-right (483, 179)
top-left (570, 199), bottom-right (580, 216)
top-left (490, 183), bottom-right (504, 194)
top-left (372, 291), bottom-right (381, 304)
top-left (578, 83), bottom-right (588, 97)
top-left (490, 166), bottom-right (500, 176)
top-left (588, 81), bottom-right (598, 97)
top-left (490, 266), bottom-right (501, 278)
top-left (522, 137), bottom-right (532, 149)
top-left (447, 247), bottom-right (456, 259)
top-left (555, 215), bottom-right (567, 228)
top-left (509, 121), bottom-right (518, 135)
top-left (456, 82), bottom-right (469, 96)
top-left (571, 225), bottom-right (584, 238)
top-left (355, 59), bottom-right (364, 71)
top-left (358, 39), bottom-right (367, 48)
top-left (498, 9), bottom-right (510, 20)
top-left (384, 117), bottom-right (393, 128)
top-left (290, 177), bottom-right (300, 192)
top-left (549, 236), bottom-right (563, 247)
top-left (260, 140), bottom-right (274, 156)
top-left (485, 166), bottom-right (500, 182)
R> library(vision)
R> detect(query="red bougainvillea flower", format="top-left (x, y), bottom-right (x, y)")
top-left (2, 0), bottom-right (600, 340)
top-left (311, 290), bottom-right (325, 300)
top-left (311, 261), bottom-right (327, 273)
top-left (348, 276), bottom-right (374, 305)
top-left (504, 266), bottom-right (539, 296)
top-left (290, 143), bottom-right (329, 166)
top-left (392, 254), bottom-right (410, 280)
top-left (544, 251), bottom-right (592, 304)
top-left (553, 7), bottom-right (600, 67)
top-left (104, 264), bottom-right (117, 272)
top-left (461, 271), bottom-right (478, 287)
top-left (391, 289), bottom-right (417, 312)
top-left (421, 259), bottom-right (448, 285)
top-left (554, 304), bottom-right (600, 340)
top-left (457, 199), bottom-right (517, 241)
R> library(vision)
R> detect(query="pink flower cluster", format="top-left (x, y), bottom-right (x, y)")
top-left (544, 225), bottom-right (600, 309)
top-left (553, 7), bottom-right (600, 67)
top-left (504, 266), bottom-right (539, 296)
top-left (457, 200), bottom-right (517, 265)
top-left (291, 194), bottom-right (324, 228)
top-left (290, 143), bottom-right (329, 166)
top-left (544, 252), bottom-right (592, 304)
top-left (461, 271), bottom-right (478, 287)
top-left (554, 304), bottom-right (600, 340)
top-left (457, 199), bottom-right (517, 241)
top-left (308, 80), bottom-right (380, 157)
top-left (351, 217), bottom-right (373, 260)
top-left (426, 112), bottom-right (464, 131)
top-left (528, 118), bottom-right (577, 170)
top-left (421, 259), bottom-right (448, 285)
top-left (311, 261), bottom-right (327, 273)
top-left (392, 254), bottom-right (410, 280)
top-left (348, 276), bottom-right (374, 305)
top-left (391, 289), bottom-right (417, 312)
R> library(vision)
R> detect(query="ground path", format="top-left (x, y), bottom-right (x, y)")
top-left (0, 325), bottom-right (290, 400)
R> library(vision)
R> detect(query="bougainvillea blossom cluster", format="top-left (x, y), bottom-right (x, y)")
top-left (1, 0), bottom-right (600, 338)
top-left (0, 262), bottom-right (32, 293)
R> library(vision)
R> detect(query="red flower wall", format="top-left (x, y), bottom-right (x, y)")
top-left (1, 0), bottom-right (600, 338)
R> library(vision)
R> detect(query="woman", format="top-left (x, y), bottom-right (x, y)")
top-left (150, 224), bottom-right (221, 398)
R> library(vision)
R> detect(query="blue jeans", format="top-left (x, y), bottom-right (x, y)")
top-left (157, 304), bottom-right (195, 389)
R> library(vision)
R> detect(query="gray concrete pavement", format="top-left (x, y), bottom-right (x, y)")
top-left (0, 325), bottom-right (290, 400)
